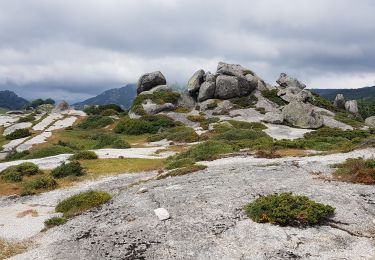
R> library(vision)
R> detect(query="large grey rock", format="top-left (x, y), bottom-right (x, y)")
top-left (214, 75), bottom-right (241, 99)
top-left (187, 69), bottom-right (205, 94)
top-left (3, 122), bottom-right (32, 136)
top-left (278, 87), bottom-right (312, 103)
top-left (263, 112), bottom-right (284, 124)
top-left (365, 116), bottom-right (375, 127)
top-left (139, 85), bottom-right (170, 95)
top-left (142, 99), bottom-right (175, 115)
top-left (198, 82), bottom-right (216, 102)
top-left (177, 92), bottom-right (196, 109)
top-left (276, 73), bottom-right (306, 89)
top-left (217, 62), bottom-right (254, 78)
top-left (53, 101), bottom-right (70, 112)
top-left (345, 100), bottom-right (359, 114)
top-left (334, 94), bottom-right (346, 109)
top-left (137, 71), bottom-right (167, 94)
top-left (204, 71), bottom-right (216, 82)
top-left (246, 74), bottom-right (267, 91)
top-left (282, 101), bottom-right (323, 129)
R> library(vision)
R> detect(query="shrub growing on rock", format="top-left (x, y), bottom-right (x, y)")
top-left (114, 115), bottom-right (177, 135)
top-left (261, 89), bottom-right (287, 106)
top-left (5, 128), bottom-right (31, 140)
top-left (77, 115), bottom-right (114, 129)
top-left (130, 91), bottom-right (180, 115)
top-left (56, 190), bottom-right (111, 217)
top-left (44, 217), bottom-right (67, 229)
top-left (244, 193), bottom-right (335, 226)
top-left (332, 158), bottom-right (375, 184)
top-left (0, 162), bottom-right (41, 182)
top-left (18, 115), bottom-right (36, 123)
top-left (51, 161), bottom-right (85, 178)
top-left (21, 176), bottom-right (57, 196)
top-left (70, 150), bottom-right (98, 160)
top-left (147, 126), bottom-right (199, 143)
top-left (186, 115), bottom-right (206, 122)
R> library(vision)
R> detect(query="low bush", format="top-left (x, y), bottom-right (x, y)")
top-left (334, 112), bottom-right (364, 128)
top-left (5, 150), bottom-right (30, 161)
top-left (57, 140), bottom-right (82, 150)
top-left (187, 115), bottom-right (206, 122)
top-left (261, 89), bottom-right (287, 106)
top-left (227, 120), bottom-right (267, 130)
top-left (0, 163), bottom-right (41, 182)
top-left (51, 161), bottom-right (85, 178)
top-left (56, 190), bottom-right (111, 217)
top-left (214, 129), bottom-right (269, 142)
top-left (5, 128), bottom-right (31, 140)
top-left (77, 115), bottom-right (114, 129)
top-left (156, 165), bottom-right (207, 180)
top-left (332, 158), bottom-right (375, 184)
top-left (304, 127), bottom-right (369, 140)
top-left (21, 176), bottom-right (57, 196)
top-left (70, 150), bottom-right (98, 160)
top-left (114, 115), bottom-right (177, 135)
top-left (100, 109), bottom-right (118, 116)
top-left (84, 104), bottom-right (124, 115)
top-left (18, 115), bottom-right (36, 123)
top-left (310, 93), bottom-right (337, 111)
top-left (111, 139), bottom-right (131, 149)
top-left (165, 158), bottom-right (196, 170)
top-left (147, 126), bottom-right (199, 143)
top-left (229, 96), bottom-right (258, 108)
top-left (44, 217), bottom-right (67, 229)
top-left (200, 117), bottom-right (220, 130)
top-left (244, 193), bottom-right (335, 226)
top-left (131, 91), bottom-right (181, 115)
top-left (22, 146), bottom-right (74, 160)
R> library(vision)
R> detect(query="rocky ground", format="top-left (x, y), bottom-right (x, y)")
top-left (7, 148), bottom-right (375, 260)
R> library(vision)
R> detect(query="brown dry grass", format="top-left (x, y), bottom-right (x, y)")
top-left (16, 209), bottom-right (38, 218)
top-left (332, 158), bottom-right (375, 185)
top-left (0, 239), bottom-right (29, 260)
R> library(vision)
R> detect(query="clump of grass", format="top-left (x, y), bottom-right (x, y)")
top-left (244, 193), bottom-right (335, 226)
top-left (147, 126), bottom-right (199, 143)
top-left (22, 146), bottom-right (74, 160)
top-left (84, 104), bottom-right (123, 115)
top-left (21, 176), bottom-right (57, 196)
top-left (70, 150), bottom-right (98, 160)
top-left (51, 161), bottom-right (85, 179)
top-left (227, 120), bottom-right (267, 130)
top-left (131, 91), bottom-right (181, 115)
top-left (111, 139), bottom-right (131, 148)
top-left (229, 96), bottom-right (258, 108)
top-left (77, 115), bottom-right (114, 129)
top-left (0, 162), bottom-right (41, 182)
top-left (18, 115), bottom-right (36, 123)
top-left (0, 239), bottom-right (28, 260)
top-left (200, 117), bottom-right (220, 130)
top-left (334, 112), bottom-right (364, 128)
top-left (44, 217), bottom-right (67, 229)
top-left (261, 89), bottom-right (287, 106)
top-left (5, 128), bottom-right (31, 140)
top-left (310, 92), bottom-right (337, 111)
top-left (174, 107), bottom-right (191, 113)
top-left (114, 114), bottom-right (178, 135)
top-left (156, 164), bottom-right (207, 180)
top-left (165, 158), bottom-right (196, 170)
top-left (56, 190), bottom-right (111, 217)
top-left (187, 115), bottom-right (206, 122)
top-left (254, 150), bottom-right (281, 159)
top-left (214, 129), bottom-right (269, 142)
top-left (57, 140), bottom-right (82, 150)
top-left (332, 158), bottom-right (375, 184)
top-left (100, 109), bottom-right (118, 116)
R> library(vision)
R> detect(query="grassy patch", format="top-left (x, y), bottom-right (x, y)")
top-left (70, 150), bottom-right (98, 160)
top-left (156, 164), bottom-right (207, 180)
top-left (261, 89), bottom-right (287, 106)
top-left (200, 117), bottom-right (220, 130)
top-left (229, 96), bottom-right (258, 108)
top-left (0, 163), bottom-right (41, 182)
top-left (244, 193), bottom-right (335, 226)
top-left (187, 115), bottom-right (206, 122)
top-left (147, 126), bottom-right (199, 143)
top-left (310, 92), bottom-right (337, 111)
top-left (51, 161), bottom-right (85, 179)
top-left (44, 217), bottom-right (67, 229)
top-left (5, 128), bottom-right (31, 140)
top-left (114, 115), bottom-right (178, 135)
top-left (76, 115), bottom-right (114, 129)
top-left (84, 104), bottom-right (124, 115)
top-left (18, 115), bottom-right (36, 123)
top-left (332, 158), bottom-right (375, 184)
top-left (0, 239), bottom-right (28, 260)
top-left (334, 112), bottom-right (364, 128)
top-left (131, 91), bottom-right (181, 115)
top-left (56, 190), bottom-right (111, 217)
top-left (21, 176), bottom-right (57, 196)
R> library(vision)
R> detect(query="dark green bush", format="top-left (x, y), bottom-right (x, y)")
top-left (21, 176), bottom-right (58, 196)
top-left (77, 115), bottom-right (114, 129)
top-left (214, 129), bottom-right (269, 142)
top-left (70, 151), bottom-right (98, 160)
top-left (84, 104), bottom-right (123, 115)
top-left (147, 126), bottom-right (199, 143)
top-left (56, 190), bottom-right (111, 217)
top-left (111, 139), bottom-right (131, 149)
top-left (57, 140), bottom-right (82, 150)
top-left (23, 146), bottom-right (74, 160)
top-left (261, 89), bottom-right (287, 106)
top-left (304, 127), bottom-right (369, 140)
top-left (227, 120), bottom-right (267, 131)
top-left (100, 109), bottom-right (118, 116)
top-left (51, 161), bottom-right (85, 178)
top-left (44, 217), bottom-right (67, 228)
top-left (5, 128), bottom-right (31, 140)
top-left (18, 115), bottom-right (36, 123)
top-left (229, 96), bottom-right (258, 108)
top-left (244, 193), bottom-right (335, 226)
top-left (114, 115), bottom-right (177, 135)
top-left (0, 162), bottom-right (41, 182)
top-left (334, 112), bottom-right (364, 128)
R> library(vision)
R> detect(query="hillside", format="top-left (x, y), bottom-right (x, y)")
top-left (312, 86), bottom-right (375, 101)
top-left (73, 84), bottom-right (136, 109)
top-left (0, 90), bottom-right (29, 110)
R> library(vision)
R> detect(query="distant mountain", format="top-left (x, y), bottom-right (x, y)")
top-left (312, 86), bottom-right (375, 101)
top-left (73, 84), bottom-right (137, 109)
top-left (0, 90), bottom-right (29, 110)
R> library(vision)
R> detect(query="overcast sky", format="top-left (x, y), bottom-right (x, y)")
top-left (0, 0), bottom-right (374, 103)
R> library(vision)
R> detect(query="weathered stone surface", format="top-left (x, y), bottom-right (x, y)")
top-left (217, 62), bottom-right (254, 78)
top-left (187, 69), bottom-right (205, 94)
top-left (263, 112), bottom-right (284, 124)
top-left (276, 73), bottom-right (306, 89)
top-left (142, 99), bottom-right (175, 115)
top-left (139, 85), bottom-right (170, 95)
top-left (199, 99), bottom-right (218, 111)
top-left (154, 208), bottom-right (170, 221)
top-left (345, 100), bottom-right (359, 114)
top-left (204, 71), bottom-right (216, 82)
top-left (3, 122), bottom-right (32, 136)
top-left (177, 92), bottom-right (196, 109)
top-left (215, 75), bottom-right (241, 99)
top-left (282, 101), bottom-right (323, 129)
top-left (334, 94), bottom-right (346, 109)
top-left (246, 74), bottom-right (267, 91)
top-left (198, 82), bottom-right (216, 102)
top-left (137, 71), bottom-right (167, 94)
top-left (365, 116), bottom-right (375, 127)
top-left (55, 101), bottom-right (70, 112)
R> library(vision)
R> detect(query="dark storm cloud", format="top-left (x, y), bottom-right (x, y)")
top-left (0, 0), bottom-right (375, 102)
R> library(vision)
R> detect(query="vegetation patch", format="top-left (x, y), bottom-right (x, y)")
top-left (332, 158), bottom-right (375, 184)
top-left (51, 161), bottom-right (85, 179)
top-left (0, 239), bottom-right (28, 260)
top-left (229, 96), bottom-right (258, 108)
top-left (77, 115), bottom-right (114, 129)
top-left (114, 115), bottom-right (178, 135)
top-left (18, 115), bottom-right (36, 123)
top-left (21, 176), bottom-right (57, 196)
top-left (261, 89), bottom-right (287, 106)
top-left (147, 126), bottom-right (199, 143)
top-left (55, 190), bottom-right (111, 217)
top-left (131, 91), bottom-right (181, 115)
top-left (70, 150), bottom-right (98, 160)
top-left (0, 163), bottom-right (41, 182)
top-left (334, 112), bottom-right (364, 128)
top-left (7, 146), bottom-right (75, 161)
top-left (200, 117), bottom-right (220, 130)
top-left (83, 104), bottom-right (124, 115)
top-left (244, 193), bottom-right (335, 226)
top-left (187, 115), bottom-right (206, 122)
top-left (5, 128), bottom-right (31, 140)
top-left (44, 217), bottom-right (67, 229)
top-left (156, 164), bottom-right (207, 180)
top-left (310, 93), bottom-right (337, 111)
top-left (165, 158), bottom-right (195, 170)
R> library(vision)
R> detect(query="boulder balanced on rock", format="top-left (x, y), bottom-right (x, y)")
top-left (137, 71), bottom-right (167, 94)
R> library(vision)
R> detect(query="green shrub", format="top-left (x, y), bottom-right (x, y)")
top-left (227, 120), bottom-right (267, 131)
top-left (0, 162), bottom-right (41, 182)
top-left (84, 104), bottom-right (124, 115)
top-left (21, 176), bottom-right (57, 196)
top-left (4, 150), bottom-right (30, 161)
top-left (77, 115), bottom-right (114, 129)
top-left (51, 161), bottom-right (85, 178)
top-left (165, 158), bottom-right (195, 170)
top-left (147, 126), bottom-right (199, 143)
top-left (229, 96), bottom-right (258, 108)
top-left (332, 158), bottom-right (375, 184)
top-left (131, 91), bottom-right (181, 115)
top-left (57, 140), bottom-right (82, 150)
top-left (90, 133), bottom-right (118, 149)
top-left (214, 129), bottom-right (269, 142)
top-left (261, 89), bottom-right (287, 106)
top-left (200, 117), bottom-right (220, 130)
top-left (244, 193), bottom-right (335, 226)
top-left (44, 217), bottom-right (67, 229)
top-left (100, 109), bottom-right (118, 116)
top-left (334, 112), bottom-right (364, 128)
top-left (18, 115), bottom-right (36, 123)
top-left (56, 190), bottom-right (111, 217)
top-left (310, 93), bottom-right (337, 111)
top-left (304, 127), bottom-right (369, 140)
top-left (157, 165), bottom-right (207, 180)
top-left (114, 115), bottom-right (177, 135)
top-left (111, 139), bottom-right (131, 149)
top-left (5, 128), bottom-right (31, 140)
top-left (22, 146), bottom-right (74, 160)
top-left (187, 115), bottom-right (206, 122)
top-left (70, 151), bottom-right (98, 160)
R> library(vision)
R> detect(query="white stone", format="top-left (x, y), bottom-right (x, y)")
top-left (154, 208), bottom-right (170, 221)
